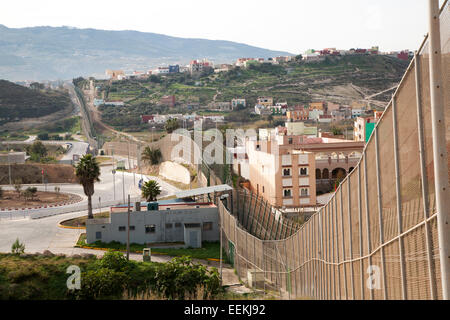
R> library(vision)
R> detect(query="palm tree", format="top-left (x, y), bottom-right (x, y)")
top-left (141, 146), bottom-right (162, 165)
top-left (75, 154), bottom-right (101, 219)
top-left (141, 180), bottom-right (161, 202)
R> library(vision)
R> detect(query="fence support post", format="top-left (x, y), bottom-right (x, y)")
top-left (392, 96), bottom-right (408, 300)
top-left (339, 189), bottom-right (348, 299)
top-left (357, 166), bottom-right (365, 300)
top-left (319, 212), bottom-right (325, 300)
top-left (375, 126), bottom-right (388, 299)
top-left (347, 179), bottom-right (355, 300)
top-left (331, 200), bottom-right (336, 300)
top-left (363, 151), bottom-right (373, 300)
top-left (414, 51), bottom-right (437, 300)
top-left (334, 196), bottom-right (341, 299)
top-left (428, 0), bottom-right (450, 300)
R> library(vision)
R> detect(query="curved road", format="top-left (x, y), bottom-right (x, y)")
top-left (0, 164), bottom-right (181, 220)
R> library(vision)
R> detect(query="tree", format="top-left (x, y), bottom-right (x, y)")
top-left (165, 118), bottom-right (180, 134)
top-left (141, 146), bottom-right (162, 165)
top-left (27, 141), bottom-right (48, 162)
top-left (11, 238), bottom-right (25, 254)
top-left (75, 154), bottom-right (101, 219)
top-left (13, 179), bottom-right (22, 199)
top-left (141, 180), bottom-right (161, 202)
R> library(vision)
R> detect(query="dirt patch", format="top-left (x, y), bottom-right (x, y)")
top-left (0, 163), bottom-right (76, 184)
top-left (0, 190), bottom-right (80, 209)
top-left (60, 211), bottom-right (110, 227)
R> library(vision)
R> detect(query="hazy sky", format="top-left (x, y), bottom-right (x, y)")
top-left (0, 0), bottom-right (440, 54)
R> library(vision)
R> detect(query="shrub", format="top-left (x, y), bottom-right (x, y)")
top-left (11, 238), bottom-right (25, 254)
top-left (154, 256), bottom-right (221, 299)
top-left (97, 251), bottom-right (128, 272)
top-left (77, 268), bottom-right (127, 299)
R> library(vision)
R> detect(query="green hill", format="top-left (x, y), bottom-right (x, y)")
top-left (91, 54), bottom-right (409, 131)
top-left (0, 80), bottom-right (72, 125)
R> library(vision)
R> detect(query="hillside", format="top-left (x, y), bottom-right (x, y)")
top-left (0, 80), bottom-right (73, 128)
top-left (0, 25), bottom-right (291, 81)
top-left (90, 54), bottom-right (410, 131)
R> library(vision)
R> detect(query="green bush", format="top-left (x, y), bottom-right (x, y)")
top-left (77, 268), bottom-right (127, 299)
top-left (154, 256), bottom-right (221, 299)
top-left (96, 251), bottom-right (128, 272)
top-left (11, 238), bottom-right (25, 254)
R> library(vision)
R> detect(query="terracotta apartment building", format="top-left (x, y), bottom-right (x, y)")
top-left (246, 138), bottom-right (317, 208)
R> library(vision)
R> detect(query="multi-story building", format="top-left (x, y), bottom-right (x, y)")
top-left (287, 106), bottom-right (309, 122)
top-left (208, 102), bottom-right (232, 111)
top-left (189, 59), bottom-right (213, 74)
top-left (231, 98), bottom-right (246, 109)
top-left (309, 109), bottom-right (324, 121)
top-left (246, 138), bottom-right (317, 208)
top-left (245, 123), bottom-right (364, 208)
top-left (257, 97), bottom-right (274, 107)
top-left (354, 111), bottom-right (383, 143)
top-left (105, 69), bottom-right (125, 80)
top-left (309, 102), bottom-right (325, 110)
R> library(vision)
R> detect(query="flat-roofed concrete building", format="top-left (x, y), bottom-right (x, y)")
top-left (86, 201), bottom-right (219, 247)
top-left (0, 152), bottom-right (26, 164)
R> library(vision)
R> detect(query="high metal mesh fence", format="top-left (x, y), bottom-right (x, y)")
top-left (219, 2), bottom-right (449, 300)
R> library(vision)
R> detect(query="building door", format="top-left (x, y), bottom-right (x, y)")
top-left (189, 231), bottom-right (199, 248)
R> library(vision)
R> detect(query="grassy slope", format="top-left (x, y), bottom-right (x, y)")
top-left (0, 80), bottom-right (71, 123)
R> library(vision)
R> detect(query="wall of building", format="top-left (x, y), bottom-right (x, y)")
top-left (86, 207), bottom-right (219, 245)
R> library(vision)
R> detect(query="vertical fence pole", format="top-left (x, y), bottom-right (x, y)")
top-left (308, 219), bottom-right (312, 297)
top-left (375, 126), bottom-right (388, 299)
top-left (325, 205), bottom-right (330, 300)
top-left (414, 51), bottom-right (437, 300)
top-left (339, 189), bottom-right (348, 299)
top-left (248, 194), bottom-right (258, 234)
top-left (392, 96), bottom-right (408, 300)
top-left (347, 179), bottom-right (355, 300)
top-left (357, 166), bottom-right (365, 300)
top-left (334, 196), bottom-right (341, 299)
top-left (363, 151), bottom-right (373, 300)
top-left (428, 0), bottom-right (450, 300)
top-left (297, 225), bottom-right (305, 295)
top-left (319, 212), bottom-right (325, 300)
top-left (331, 199), bottom-right (336, 300)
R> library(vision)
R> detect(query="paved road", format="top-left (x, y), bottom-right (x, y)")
top-left (60, 141), bottom-right (89, 161)
top-left (0, 165), bottom-right (181, 219)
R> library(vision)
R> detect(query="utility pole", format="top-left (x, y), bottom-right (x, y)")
top-left (126, 194), bottom-right (130, 261)
top-left (112, 149), bottom-right (116, 201)
top-left (7, 143), bottom-right (12, 186)
top-left (122, 166), bottom-right (125, 204)
top-left (428, 0), bottom-right (450, 300)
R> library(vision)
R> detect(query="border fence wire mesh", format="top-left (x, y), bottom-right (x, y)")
top-left (219, 1), bottom-right (449, 300)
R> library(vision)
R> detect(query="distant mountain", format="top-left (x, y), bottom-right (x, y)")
top-left (0, 25), bottom-right (292, 81)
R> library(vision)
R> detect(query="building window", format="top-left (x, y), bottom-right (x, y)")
top-left (203, 222), bottom-right (213, 231)
top-left (129, 226), bottom-right (135, 231)
top-left (300, 168), bottom-right (308, 176)
top-left (145, 225), bottom-right (156, 233)
top-left (175, 222), bottom-right (182, 228)
top-left (96, 232), bottom-right (102, 240)
top-left (283, 168), bottom-right (291, 177)
top-left (301, 188), bottom-right (309, 196)
top-left (288, 138), bottom-right (293, 145)
top-left (283, 189), bottom-right (292, 198)
top-left (166, 223), bottom-right (173, 229)
top-left (118, 226), bottom-right (126, 232)
top-left (262, 186), bottom-right (265, 193)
